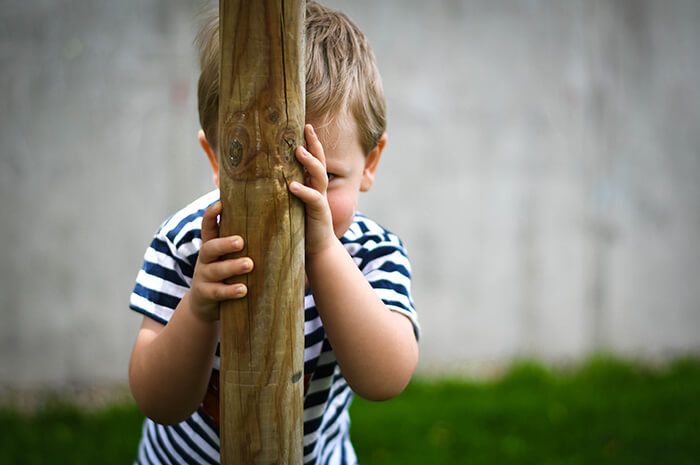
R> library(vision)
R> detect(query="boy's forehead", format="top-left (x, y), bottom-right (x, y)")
top-left (307, 110), bottom-right (361, 153)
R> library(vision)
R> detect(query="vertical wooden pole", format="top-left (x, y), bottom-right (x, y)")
top-left (217, 1), bottom-right (305, 464)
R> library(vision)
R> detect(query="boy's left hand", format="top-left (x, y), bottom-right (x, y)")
top-left (289, 124), bottom-right (336, 257)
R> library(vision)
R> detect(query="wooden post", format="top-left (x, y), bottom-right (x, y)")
top-left (217, 1), bottom-right (305, 464)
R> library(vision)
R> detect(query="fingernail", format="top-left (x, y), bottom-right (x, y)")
top-left (232, 237), bottom-right (241, 248)
top-left (236, 285), bottom-right (247, 297)
top-left (242, 258), bottom-right (253, 271)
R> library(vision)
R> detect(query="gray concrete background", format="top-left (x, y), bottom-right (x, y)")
top-left (1, 0), bottom-right (699, 387)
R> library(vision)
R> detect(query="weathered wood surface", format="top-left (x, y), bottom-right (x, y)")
top-left (217, 0), bottom-right (305, 463)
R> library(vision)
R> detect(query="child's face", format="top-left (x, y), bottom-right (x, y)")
top-left (309, 111), bottom-right (383, 238)
top-left (200, 111), bottom-right (384, 239)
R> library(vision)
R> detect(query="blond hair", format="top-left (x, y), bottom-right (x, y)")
top-left (195, 1), bottom-right (386, 155)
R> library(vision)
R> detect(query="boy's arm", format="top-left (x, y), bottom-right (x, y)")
top-left (129, 202), bottom-right (253, 424)
top-left (306, 240), bottom-right (419, 400)
top-left (129, 297), bottom-right (219, 424)
top-left (290, 125), bottom-right (419, 401)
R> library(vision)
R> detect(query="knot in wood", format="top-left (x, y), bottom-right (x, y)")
top-left (266, 106), bottom-right (280, 124)
top-left (280, 130), bottom-right (297, 161)
top-left (228, 139), bottom-right (243, 167)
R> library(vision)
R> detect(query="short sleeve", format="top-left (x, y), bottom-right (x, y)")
top-left (129, 191), bottom-right (218, 324)
top-left (129, 229), bottom-right (194, 325)
top-left (355, 233), bottom-right (421, 341)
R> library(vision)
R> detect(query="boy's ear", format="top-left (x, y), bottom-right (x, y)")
top-left (360, 133), bottom-right (387, 192)
top-left (198, 129), bottom-right (220, 188)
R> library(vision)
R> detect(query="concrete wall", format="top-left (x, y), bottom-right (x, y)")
top-left (1, 0), bottom-right (699, 387)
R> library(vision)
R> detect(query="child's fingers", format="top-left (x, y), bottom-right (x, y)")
top-left (295, 145), bottom-right (328, 192)
top-left (198, 282), bottom-right (248, 301)
top-left (304, 124), bottom-right (326, 165)
top-left (201, 201), bottom-right (222, 243)
top-left (304, 124), bottom-right (326, 166)
top-left (200, 257), bottom-right (254, 282)
top-left (289, 181), bottom-right (326, 212)
top-left (199, 235), bottom-right (245, 264)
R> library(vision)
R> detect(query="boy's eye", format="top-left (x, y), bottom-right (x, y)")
top-left (326, 173), bottom-right (336, 182)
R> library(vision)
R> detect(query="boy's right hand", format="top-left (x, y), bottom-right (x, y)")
top-left (189, 201), bottom-right (253, 322)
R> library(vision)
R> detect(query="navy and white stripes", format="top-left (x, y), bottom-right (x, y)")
top-left (130, 189), bottom-right (419, 465)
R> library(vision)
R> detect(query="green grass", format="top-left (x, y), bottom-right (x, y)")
top-left (350, 357), bottom-right (700, 465)
top-left (0, 357), bottom-right (698, 464)
top-left (0, 402), bottom-right (144, 465)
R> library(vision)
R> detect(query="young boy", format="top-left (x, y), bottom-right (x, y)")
top-left (128, 2), bottom-right (419, 464)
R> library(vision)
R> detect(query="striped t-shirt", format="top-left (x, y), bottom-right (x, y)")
top-left (129, 189), bottom-right (420, 465)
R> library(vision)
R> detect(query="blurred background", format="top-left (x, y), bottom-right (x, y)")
top-left (2, 1), bottom-right (700, 464)
top-left (1, 0), bottom-right (699, 391)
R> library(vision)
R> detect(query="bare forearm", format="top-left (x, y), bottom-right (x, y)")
top-left (129, 292), bottom-right (219, 424)
top-left (307, 240), bottom-right (418, 400)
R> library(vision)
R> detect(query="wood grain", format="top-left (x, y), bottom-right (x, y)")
top-left (218, 1), bottom-right (305, 463)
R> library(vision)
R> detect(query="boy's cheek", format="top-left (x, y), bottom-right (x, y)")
top-left (328, 193), bottom-right (357, 238)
